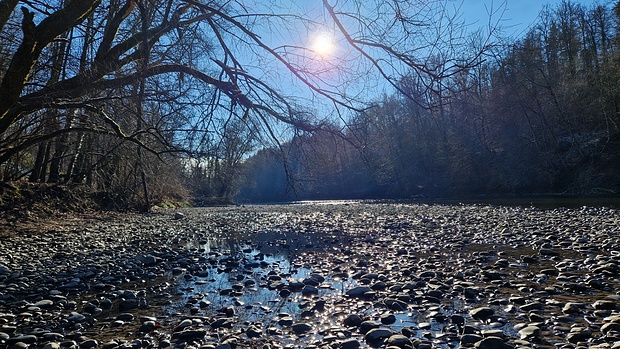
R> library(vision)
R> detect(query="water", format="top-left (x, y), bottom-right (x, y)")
top-left (162, 235), bottom-right (468, 348)
top-left (161, 233), bottom-right (365, 346)
top-left (84, 201), bottom-right (620, 348)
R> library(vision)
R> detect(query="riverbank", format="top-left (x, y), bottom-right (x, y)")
top-left (1, 202), bottom-right (619, 349)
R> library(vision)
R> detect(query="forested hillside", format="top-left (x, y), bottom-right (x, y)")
top-left (239, 1), bottom-right (620, 202)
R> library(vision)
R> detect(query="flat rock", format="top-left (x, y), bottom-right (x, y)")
top-left (470, 307), bottom-right (494, 321)
top-left (520, 302), bottom-right (543, 311)
top-left (518, 326), bottom-right (541, 340)
top-left (593, 300), bottom-right (616, 310)
top-left (340, 338), bottom-right (360, 349)
top-left (365, 328), bottom-right (395, 341)
top-left (386, 334), bottom-right (412, 348)
top-left (347, 286), bottom-right (372, 298)
top-left (292, 323), bottom-right (313, 335)
top-left (474, 336), bottom-right (514, 349)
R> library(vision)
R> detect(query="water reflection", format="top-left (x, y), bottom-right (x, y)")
top-left (167, 230), bottom-right (359, 346)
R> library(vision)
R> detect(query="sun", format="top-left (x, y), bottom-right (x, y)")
top-left (312, 32), bottom-right (334, 56)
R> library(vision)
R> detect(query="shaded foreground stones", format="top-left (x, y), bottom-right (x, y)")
top-left (1, 202), bottom-right (620, 349)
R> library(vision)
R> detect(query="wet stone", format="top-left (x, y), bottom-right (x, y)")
top-left (601, 322), bottom-right (620, 334)
top-left (34, 299), bottom-right (54, 308)
top-left (343, 314), bottom-right (363, 327)
top-left (381, 314), bottom-right (397, 325)
top-left (365, 328), bottom-right (395, 342)
top-left (470, 307), bottom-right (494, 321)
top-left (139, 320), bottom-right (157, 333)
top-left (174, 319), bottom-right (193, 331)
top-left (518, 326), bottom-right (542, 340)
top-left (461, 334), bottom-right (484, 346)
top-left (418, 322), bottom-right (432, 330)
top-left (562, 302), bottom-right (583, 314)
top-left (246, 325), bottom-right (262, 338)
top-left (277, 316), bottom-right (293, 327)
top-left (481, 330), bottom-right (505, 338)
top-left (301, 285), bottom-right (319, 295)
top-left (173, 329), bottom-right (207, 341)
top-left (340, 338), bottom-right (360, 349)
top-left (566, 327), bottom-right (592, 343)
top-left (7, 335), bottom-right (37, 345)
top-left (593, 300), bottom-right (616, 310)
top-left (292, 323), bottom-right (313, 335)
top-left (41, 333), bottom-right (64, 341)
top-left (451, 314), bottom-right (465, 326)
top-left (360, 321), bottom-right (381, 334)
top-left (520, 302), bottom-right (543, 311)
top-left (386, 334), bottom-right (412, 348)
top-left (347, 286), bottom-right (372, 298)
top-left (67, 312), bottom-right (86, 323)
top-left (474, 337), bottom-right (514, 349)
top-left (384, 299), bottom-right (407, 311)
top-left (118, 299), bottom-right (139, 311)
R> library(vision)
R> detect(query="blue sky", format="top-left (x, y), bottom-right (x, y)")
top-left (230, 0), bottom-right (613, 124)
top-left (459, 0), bottom-right (612, 38)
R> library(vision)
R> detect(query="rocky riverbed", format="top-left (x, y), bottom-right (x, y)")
top-left (0, 201), bottom-right (619, 349)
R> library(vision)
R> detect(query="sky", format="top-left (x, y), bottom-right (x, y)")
top-left (459, 0), bottom-right (610, 38)
top-left (232, 0), bottom-right (612, 126)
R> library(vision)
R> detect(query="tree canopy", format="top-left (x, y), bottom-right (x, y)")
top-left (0, 0), bottom-right (490, 207)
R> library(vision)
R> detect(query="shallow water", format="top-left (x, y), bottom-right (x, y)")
top-left (11, 200), bottom-right (617, 349)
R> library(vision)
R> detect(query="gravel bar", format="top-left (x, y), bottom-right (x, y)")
top-left (0, 202), bottom-right (619, 349)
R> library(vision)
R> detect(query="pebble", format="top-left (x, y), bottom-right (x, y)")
top-left (520, 302), bottom-right (543, 311)
top-left (381, 314), bottom-right (396, 325)
top-left (518, 326), bottom-right (541, 340)
top-left (593, 300), bottom-right (616, 310)
top-left (340, 338), bottom-right (360, 349)
top-left (365, 328), bottom-right (395, 341)
top-left (386, 334), bottom-right (412, 348)
top-left (172, 329), bottom-right (207, 340)
top-left (343, 314), bottom-right (363, 327)
top-left (67, 312), bottom-right (86, 323)
top-left (474, 337), bottom-right (514, 349)
top-left (346, 286), bottom-right (372, 298)
top-left (1, 203), bottom-right (619, 349)
top-left (470, 307), bottom-right (495, 321)
top-left (291, 323), bottom-right (313, 335)
top-left (462, 334), bottom-right (484, 345)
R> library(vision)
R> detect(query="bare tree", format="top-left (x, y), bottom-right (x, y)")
top-left (0, 0), bottom-right (495, 204)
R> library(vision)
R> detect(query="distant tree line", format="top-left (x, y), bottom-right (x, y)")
top-left (238, 1), bottom-right (620, 202)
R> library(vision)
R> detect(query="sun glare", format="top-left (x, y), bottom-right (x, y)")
top-left (312, 32), bottom-right (334, 56)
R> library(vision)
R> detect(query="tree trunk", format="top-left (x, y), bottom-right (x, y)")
top-left (0, 1), bottom-right (100, 138)
top-left (0, 0), bottom-right (19, 33)
top-left (29, 141), bottom-right (47, 182)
